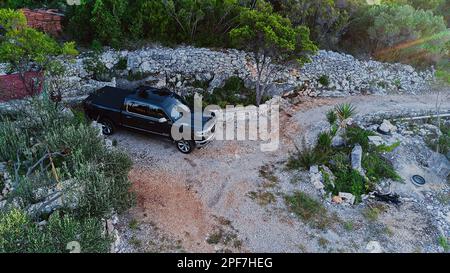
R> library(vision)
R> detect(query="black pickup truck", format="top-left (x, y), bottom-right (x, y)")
top-left (83, 86), bottom-right (216, 153)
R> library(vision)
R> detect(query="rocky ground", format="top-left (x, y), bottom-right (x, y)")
top-left (110, 92), bottom-right (450, 253)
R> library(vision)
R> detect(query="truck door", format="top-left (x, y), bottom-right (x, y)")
top-left (123, 100), bottom-right (171, 136)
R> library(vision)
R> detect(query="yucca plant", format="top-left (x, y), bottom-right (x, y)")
top-left (335, 103), bottom-right (357, 122)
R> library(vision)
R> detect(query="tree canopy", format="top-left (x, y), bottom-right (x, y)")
top-left (229, 0), bottom-right (317, 104)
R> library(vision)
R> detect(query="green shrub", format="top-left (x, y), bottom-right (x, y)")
top-left (67, 0), bottom-right (127, 47)
top-left (61, 145), bottom-right (133, 219)
top-left (345, 126), bottom-right (375, 150)
top-left (201, 76), bottom-right (269, 107)
top-left (191, 80), bottom-right (210, 90)
top-left (426, 123), bottom-right (450, 158)
top-left (0, 8), bottom-right (27, 32)
top-left (115, 57), bottom-right (128, 70)
top-left (333, 169), bottom-right (365, 203)
top-left (438, 235), bottom-right (450, 252)
top-left (65, 0), bottom-right (248, 48)
top-left (284, 191), bottom-right (324, 221)
top-left (366, 3), bottom-right (447, 45)
top-left (286, 147), bottom-right (327, 170)
top-left (0, 96), bottom-right (133, 220)
top-left (375, 141), bottom-right (401, 153)
top-left (362, 152), bottom-right (401, 184)
top-left (0, 119), bottom-right (30, 162)
top-left (83, 55), bottom-right (111, 82)
top-left (318, 75), bottom-right (330, 86)
top-left (345, 3), bottom-right (448, 66)
top-left (406, 0), bottom-right (445, 12)
top-left (0, 209), bottom-right (110, 253)
top-left (363, 206), bottom-right (381, 222)
top-left (0, 1), bottom-right (66, 10)
top-left (436, 67), bottom-right (450, 85)
top-left (317, 131), bottom-right (332, 152)
top-left (330, 124), bottom-right (339, 137)
top-left (276, 0), bottom-right (350, 48)
top-left (284, 191), bottom-right (331, 229)
top-left (329, 151), bottom-right (350, 171)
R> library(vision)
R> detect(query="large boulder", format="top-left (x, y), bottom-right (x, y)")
top-left (428, 152), bottom-right (450, 178)
top-left (378, 120), bottom-right (397, 135)
top-left (310, 165), bottom-right (324, 190)
top-left (351, 144), bottom-right (363, 173)
top-left (332, 135), bottom-right (345, 147)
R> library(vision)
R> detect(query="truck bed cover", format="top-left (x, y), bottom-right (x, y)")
top-left (89, 86), bottom-right (135, 110)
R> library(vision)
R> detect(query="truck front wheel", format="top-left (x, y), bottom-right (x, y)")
top-left (176, 140), bottom-right (194, 154)
top-left (100, 119), bottom-right (115, 136)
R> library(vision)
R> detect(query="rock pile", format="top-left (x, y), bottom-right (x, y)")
top-left (0, 45), bottom-right (433, 103)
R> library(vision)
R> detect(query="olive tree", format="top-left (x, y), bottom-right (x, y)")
top-left (229, 0), bottom-right (317, 105)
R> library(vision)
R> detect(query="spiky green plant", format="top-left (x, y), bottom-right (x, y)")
top-left (317, 131), bottom-right (332, 152)
top-left (326, 109), bottom-right (338, 125)
top-left (286, 147), bottom-right (326, 170)
top-left (335, 103), bottom-right (357, 121)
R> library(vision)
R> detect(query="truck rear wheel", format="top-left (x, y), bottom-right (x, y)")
top-left (176, 140), bottom-right (194, 154)
top-left (100, 119), bottom-right (115, 136)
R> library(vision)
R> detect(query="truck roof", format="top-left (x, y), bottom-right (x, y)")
top-left (129, 87), bottom-right (187, 110)
top-left (89, 86), bottom-right (186, 111)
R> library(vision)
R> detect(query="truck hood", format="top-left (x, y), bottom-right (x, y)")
top-left (189, 113), bottom-right (216, 132)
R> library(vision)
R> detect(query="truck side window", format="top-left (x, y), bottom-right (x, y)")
top-left (127, 101), bottom-right (167, 119)
top-left (147, 106), bottom-right (167, 119)
top-left (127, 101), bottom-right (149, 116)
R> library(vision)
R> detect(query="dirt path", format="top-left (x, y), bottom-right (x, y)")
top-left (113, 93), bottom-right (450, 253)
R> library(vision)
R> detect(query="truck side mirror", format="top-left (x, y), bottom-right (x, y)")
top-left (158, 117), bottom-right (168, 123)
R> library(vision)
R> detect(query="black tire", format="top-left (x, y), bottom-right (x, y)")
top-left (176, 140), bottom-right (194, 154)
top-left (100, 118), bottom-right (115, 136)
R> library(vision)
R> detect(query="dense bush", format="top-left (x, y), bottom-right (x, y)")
top-left (0, 97), bottom-right (133, 252)
top-left (0, 0), bottom-right (67, 9)
top-left (286, 145), bottom-right (327, 170)
top-left (66, 0), bottom-right (252, 48)
top-left (1, 97), bottom-right (133, 214)
top-left (0, 8), bottom-right (26, 31)
top-left (362, 152), bottom-right (401, 183)
top-left (0, 209), bottom-right (110, 253)
top-left (333, 169), bottom-right (365, 203)
top-left (344, 126), bottom-right (375, 150)
top-left (66, 0), bottom-right (127, 48)
top-left (343, 3), bottom-right (448, 66)
top-left (0, 0), bottom-right (67, 10)
top-left (273, 0), bottom-right (351, 48)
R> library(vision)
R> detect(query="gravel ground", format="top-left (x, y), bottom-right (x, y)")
top-left (111, 93), bottom-right (450, 253)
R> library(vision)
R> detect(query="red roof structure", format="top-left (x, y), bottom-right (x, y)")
top-left (0, 72), bottom-right (43, 102)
